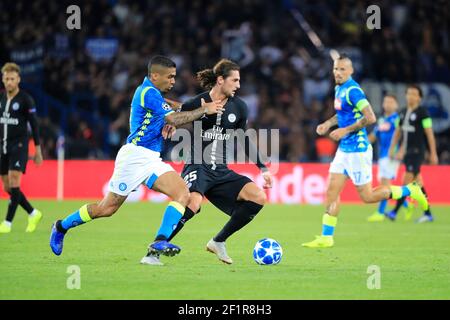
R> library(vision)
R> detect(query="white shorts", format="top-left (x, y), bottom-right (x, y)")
top-left (109, 144), bottom-right (174, 196)
top-left (329, 147), bottom-right (373, 186)
top-left (377, 157), bottom-right (400, 181)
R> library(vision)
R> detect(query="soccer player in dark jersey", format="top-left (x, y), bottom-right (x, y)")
top-left (0, 62), bottom-right (43, 234)
top-left (387, 85), bottom-right (438, 223)
top-left (144, 59), bottom-right (273, 265)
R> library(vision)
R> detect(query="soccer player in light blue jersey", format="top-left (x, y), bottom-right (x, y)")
top-left (50, 56), bottom-right (224, 262)
top-left (302, 54), bottom-right (428, 248)
top-left (367, 94), bottom-right (413, 222)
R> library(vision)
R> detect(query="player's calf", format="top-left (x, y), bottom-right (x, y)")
top-left (213, 200), bottom-right (263, 243)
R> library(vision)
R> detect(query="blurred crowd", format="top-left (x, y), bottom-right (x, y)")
top-left (0, 0), bottom-right (449, 163)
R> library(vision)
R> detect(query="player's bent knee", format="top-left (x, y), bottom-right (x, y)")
top-left (188, 200), bottom-right (202, 214)
top-left (253, 190), bottom-right (267, 206)
top-left (187, 193), bottom-right (203, 213)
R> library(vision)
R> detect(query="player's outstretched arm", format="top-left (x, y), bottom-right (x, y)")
top-left (165, 98), bottom-right (224, 127)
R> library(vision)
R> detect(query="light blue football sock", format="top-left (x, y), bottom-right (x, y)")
top-left (377, 200), bottom-right (387, 214)
top-left (401, 186), bottom-right (411, 197)
top-left (321, 214), bottom-right (337, 236)
top-left (403, 199), bottom-right (409, 208)
top-left (156, 201), bottom-right (185, 240)
top-left (61, 204), bottom-right (92, 231)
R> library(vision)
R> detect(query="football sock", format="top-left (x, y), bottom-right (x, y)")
top-left (377, 199), bottom-right (387, 214)
top-left (155, 201), bottom-right (185, 241)
top-left (421, 187), bottom-right (432, 216)
top-left (167, 207), bottom-right (196, 241)
top-left (7, 190), bottom-right (34, 214)
top-left (390, 186), bottom-right (410, 200)
top-left (214, 201), bottom-right (263, 242)
top-left (5, 188), bottom-right (21, 223)
top-left (19, 191), bottom-right (34, 214)
top-left (60, 204), bottom-right (92, 231)
top-left (392, 197), bottom-right (406, 214)
top-left (322, 213), bottom-right (337, 236)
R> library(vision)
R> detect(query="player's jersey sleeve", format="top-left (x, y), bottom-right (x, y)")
top-left (236, 100), bottom-right (249, 130)
top-left (347, 86), bottom-right (369, 111)
top-left (394, 115), bottom-right (400, 128)
top-left (419, 107), bottom-right (432, 129)
top-left (181, 97), bottom-right (199, 112)
top-left (24, 93), bottom-right (37, 114)
top-left (24, 93), bottom-right (40, 145)
top-left (141, 88), bottom-right (174, 116)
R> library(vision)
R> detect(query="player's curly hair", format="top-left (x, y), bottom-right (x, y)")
top-left (196, 59), bottom-right (240, 90)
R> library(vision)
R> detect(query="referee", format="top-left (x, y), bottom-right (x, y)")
top-left (387, 84), bottom-right (438, 223)
top-left (0, 62), bottom-right (43, 233)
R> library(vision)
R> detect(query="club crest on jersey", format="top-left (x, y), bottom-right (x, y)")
top-left (228, 113), bottom-right (236, 123)
top-left (334, 98), bottom-right (342, 110)
top-left (410, 113), bottom-right (416, 121)
top-left (162, 103), bottom-right (172, 111)
top-left (12, 102), bottom-right (19, 111)
top-left (378, 122), bottom-right (391, 131)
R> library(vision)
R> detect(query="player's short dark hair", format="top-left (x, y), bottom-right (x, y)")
top-left (148, 55), bottom-right (176, 74)
top-left (196, 59), bottom-right (240, 90)
top-left (406, 84), bottom-right (423, 98)
top-left (384, 93), bottom-right (398, 101)
top-left (337, 53), bottom-right (351, 61)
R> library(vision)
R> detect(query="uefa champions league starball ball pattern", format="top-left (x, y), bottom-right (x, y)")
top-left (253, 238), bottom-right (283, 265)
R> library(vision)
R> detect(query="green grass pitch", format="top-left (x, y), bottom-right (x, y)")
top-left (1, 200), bottom-right (449, 299)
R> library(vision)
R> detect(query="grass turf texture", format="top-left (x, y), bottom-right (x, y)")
top-left (1, 200), bottom-right (449, 300)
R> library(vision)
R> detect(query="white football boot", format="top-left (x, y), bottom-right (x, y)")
top-left (206, 239), bottom-right (233, 264)
top-left (140, 252), bottom-right (164, 266)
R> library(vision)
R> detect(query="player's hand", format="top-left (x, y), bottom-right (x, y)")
top-left (388, 148), bottom-right (395, 159)
top-left (162, 124), bottom-right (176, 140)
top-left (329, 128), bottom-right (348, 141)
top-left (34, 146), bottom-right (43, 166)
top-left (394, 149), bottom-right (404, 161)
top-left (429, 152), bottom-right (439, 165)
top-left (316, 123), bottom-right (330, 136)
top-left (262, 171), bottom-right (273, 189)
top-left (201, 98), bottom-right (224, 115)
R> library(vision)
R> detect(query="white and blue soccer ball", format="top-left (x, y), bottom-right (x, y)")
top-left (253, 238), bottom-right (283, 265)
